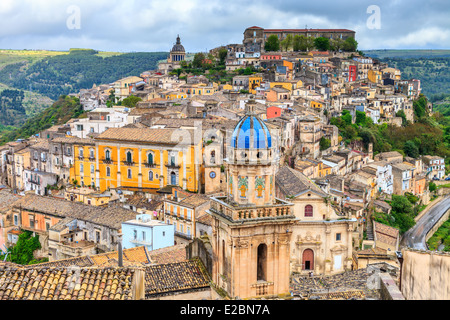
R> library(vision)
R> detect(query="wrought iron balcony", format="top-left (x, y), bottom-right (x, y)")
top-left (165, 162), bottom-right (181, 169)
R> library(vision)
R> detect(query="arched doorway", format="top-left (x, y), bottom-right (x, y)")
top-left (302, 249), bottom-right (314, 271)
top-left (257, 243), bottom-right (267, 281)
top-left (170, 172), bottom-right (177, 185)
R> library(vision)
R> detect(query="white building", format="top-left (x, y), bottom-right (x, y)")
top-left (69, 107), bottom-right (129, 138)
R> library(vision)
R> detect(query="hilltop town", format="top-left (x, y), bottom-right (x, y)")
top-left (0, 26), bottom-right (448, 301)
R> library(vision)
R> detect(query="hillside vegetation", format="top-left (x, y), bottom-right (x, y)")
top-left (0, 95), bottom-right (84, 144)
top-left (0, 49), bottom-right (168, 100)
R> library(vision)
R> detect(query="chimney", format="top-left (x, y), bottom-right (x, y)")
top-left (118, 240), bottom-right (123, 267)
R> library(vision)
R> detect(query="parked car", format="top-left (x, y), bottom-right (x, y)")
top-left (445, 176), bottom-right (450, 181)
top-left (432, 177), bottom-right (440, 181)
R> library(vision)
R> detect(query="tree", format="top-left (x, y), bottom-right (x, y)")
top-left (280, 34), bottom-right (294, 51)
top-left (429, 182), bottom-right (437, 192)
top-left (122, 95), bottom-right (142, 108)
top-left (396, 110), bottom-right (408, 126)
top-left (314, 37), bottom-right (330, 51)
top-left (330, 38), bottom-right (345, 52)
top-left (218, 48), bottom-right (228, 65)
top-left (320, 137), bottom-right (331, 151)
top-left (264, 35), bottom-right (280, 52)
top-left (404, 140), bottom-right (420, 158)
top-left (343, 37), bottom-right (358, 52)
top-left (192, 52), bottom-right (205, 69)
top-left (0, 230), bottom-right (42, 265)
top-left (355, 110), bottom-right (367, 126)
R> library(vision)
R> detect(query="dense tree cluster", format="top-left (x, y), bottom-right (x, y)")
top-left (0, 95), bottom-right (84, 144)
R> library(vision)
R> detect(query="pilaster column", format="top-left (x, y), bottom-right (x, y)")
top-left (117, 146), bottom-right (121, 187)
top-left (183, 150), bottom-right (187, 189)
top-left (95, 144), bottom-right (100, 189)
top-left (138, 148), bottom-right (142, 188)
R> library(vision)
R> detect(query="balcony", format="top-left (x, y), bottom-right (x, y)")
top-left (102, 158), bottom-right (113, 164)
top-left (123, 161), bottom-right (135, 167)
top-left (165, 162), bottom-right (181, 169)
top-left (129, 238), bottom-right (152, 246)
top-left (78, 156), bottom-right (84, 160)
top-left (144, 162), bottom-right (157, 168)
top-left (209, 196), bottom-right (294, 222)
top-left (89, 157), bottom-right (96, 162)
top-left (175, 230), bottom-right (193, 240)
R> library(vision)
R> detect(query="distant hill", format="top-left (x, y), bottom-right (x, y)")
top-left (0, 49), bottom-right (168, 100)
top-left (364, 49), bottom-right (450, 59)
top-left (0, 95), bottom-right (84, 144)
top-left (364, 50), bottom-right (450, 99)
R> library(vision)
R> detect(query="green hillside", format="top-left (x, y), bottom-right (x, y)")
top-left (0, 49), bottom-right (168, 100)
top-left (0, 95), bottom-right (84, 144)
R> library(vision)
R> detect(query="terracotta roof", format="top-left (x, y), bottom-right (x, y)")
top-left (90, 246), bottom-right (150, 267)
top-left (373, 221), bottom-right (399, 247)
top-left (145, 259), bottom-right (210, 297)
top-left (147, 244), bottom-right (187, 265)
top-left (14, 194), bottom-right (137, 230)
top-left (95, 127), bottom-right (195, 145)
top-left (52, 136), bottom-right (95, 145)
top-left (276, 165), bottom-right (326, 197)
top-left (0, 265), bottom-right (138, 300)
top-left (26, 246), bottom-right (150, 269)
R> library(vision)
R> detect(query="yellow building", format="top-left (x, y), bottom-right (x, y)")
top-left (114, 76), bottom-right (144, 101)
top-left (160, 91), bottom-right (188, 100)
top-left (248, 75), bottom-right (262, 95)
top-left (72, 140), bottom-right (97, 188)
top-left (14, 147), bottom-right (31, 191)
top-left (73, 127), bottom-right (203, 193)
top-left (64, 187), bottom-right (112, 206)
top-left (310, 100), bottom-right (324, 109)
top-left (180, 83), bottom-right (218, 97)
top-left (269, 80), bottom-right (302, 92)
top-left (368, 69), bottom-right (382, 84)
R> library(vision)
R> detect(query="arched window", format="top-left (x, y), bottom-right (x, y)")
top-left (149, 171), bottom-right (154, 181)
top-left (257, 244), bottom-right (267, 281)
top-left (305, 205), bottom-right (313, 217)
top-left (106, 167), bottom-right (111, 177)
top-left (79, 149), bottom-right (84, 157)
top-left (148, 153), bottom-right (153, 165)
top-left (126, 151), bottom-right (132, 163)
top-left (127, 169), bottom-right (132, 179)
top-left (105, 150), bottom-right (111, 161)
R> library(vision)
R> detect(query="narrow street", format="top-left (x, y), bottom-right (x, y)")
top-left (401, 195), bottom-right (450, 250)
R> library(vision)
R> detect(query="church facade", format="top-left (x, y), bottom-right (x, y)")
top-left (158, 35), bottom-right (186, 75)
top-left (208, 100), bottom-right (356, 299)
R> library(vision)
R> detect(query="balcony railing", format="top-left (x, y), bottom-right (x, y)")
top-left (78, 156), bottom-right (84, 160)
top-left (144, 163), bottom-right (157, 168)
top-left (123, 161), bottom-right (135, 167)
top-left (102, 159), bottom-right (113, 164)
top-left (209, 196), bottom-right (294, 222)
top-left (165, 162), bottom-right (181, 169)
top-left (89, 156), bottom-right (96, 161)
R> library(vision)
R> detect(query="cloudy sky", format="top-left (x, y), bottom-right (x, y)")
top-left (0, 0), bottom-right (449, 52)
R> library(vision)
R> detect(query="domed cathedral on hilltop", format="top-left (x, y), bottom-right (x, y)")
top-left (158, 35), bottom-right (186, 75)
top-left (207, 99), bottom-right (356, 299)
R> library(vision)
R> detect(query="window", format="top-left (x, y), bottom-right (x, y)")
top-left (79, 149), bottom-right (84, 157)
top-left (13, 215), bottom-right (18, 226)
top-left (127, 169), bottom-right (132, 179)
top-left (126, 151), bottom-right (132, 163)
top-left (90, 149), bottom-right (94, 158)
top-left (336, 233), bottom-right (341, 241)
top-left (80, 163), bottom-right (84, 173)
top-left (187, 227), bottom-right (191, 236)
top-left (133, 230), bottom-right (137, 240)
top-left (142, 231), bottom-right (146, 241)
top-left (162, 231), bottom-right (165, 237)
top-left (106, 167), bottom-right (111, 177)
top-left (46, 222), bottom-right (50, 231)
top-left (90, 165), bottom-right (94, 174)
top-left (105, 150), bottom-right (111, 161)
top-left (148, 153), bottom-right (153, 165)
top-left (305, 205), bottom-right (313, 217)
top-left (149, 171), bottom-right (153, 181)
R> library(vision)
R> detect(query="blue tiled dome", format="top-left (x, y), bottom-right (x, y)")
top-left (231, 115), bottom-right (272, 149)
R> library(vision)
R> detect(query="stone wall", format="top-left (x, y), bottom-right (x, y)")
top-left (401, 249), bottom-right (450, 300)
top-left (379, 273), bottom-right (404, 300)
top-left (186, 237), bottom-right (213, 276)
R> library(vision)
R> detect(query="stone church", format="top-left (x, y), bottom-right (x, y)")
top-left (207, 100), bottom-right (356, 299)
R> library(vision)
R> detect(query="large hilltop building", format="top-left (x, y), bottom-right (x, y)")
top-left (243, 26), bottom-right (356, 52)
top-left (158, 35), bottom-right (186, 75)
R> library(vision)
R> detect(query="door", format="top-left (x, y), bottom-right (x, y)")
top-left (334, 255), bottom-right (342, 270)
top-left (302, 249), bottom-right (314, 270)
top-left (171, 172), bottom-right (176, 185)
